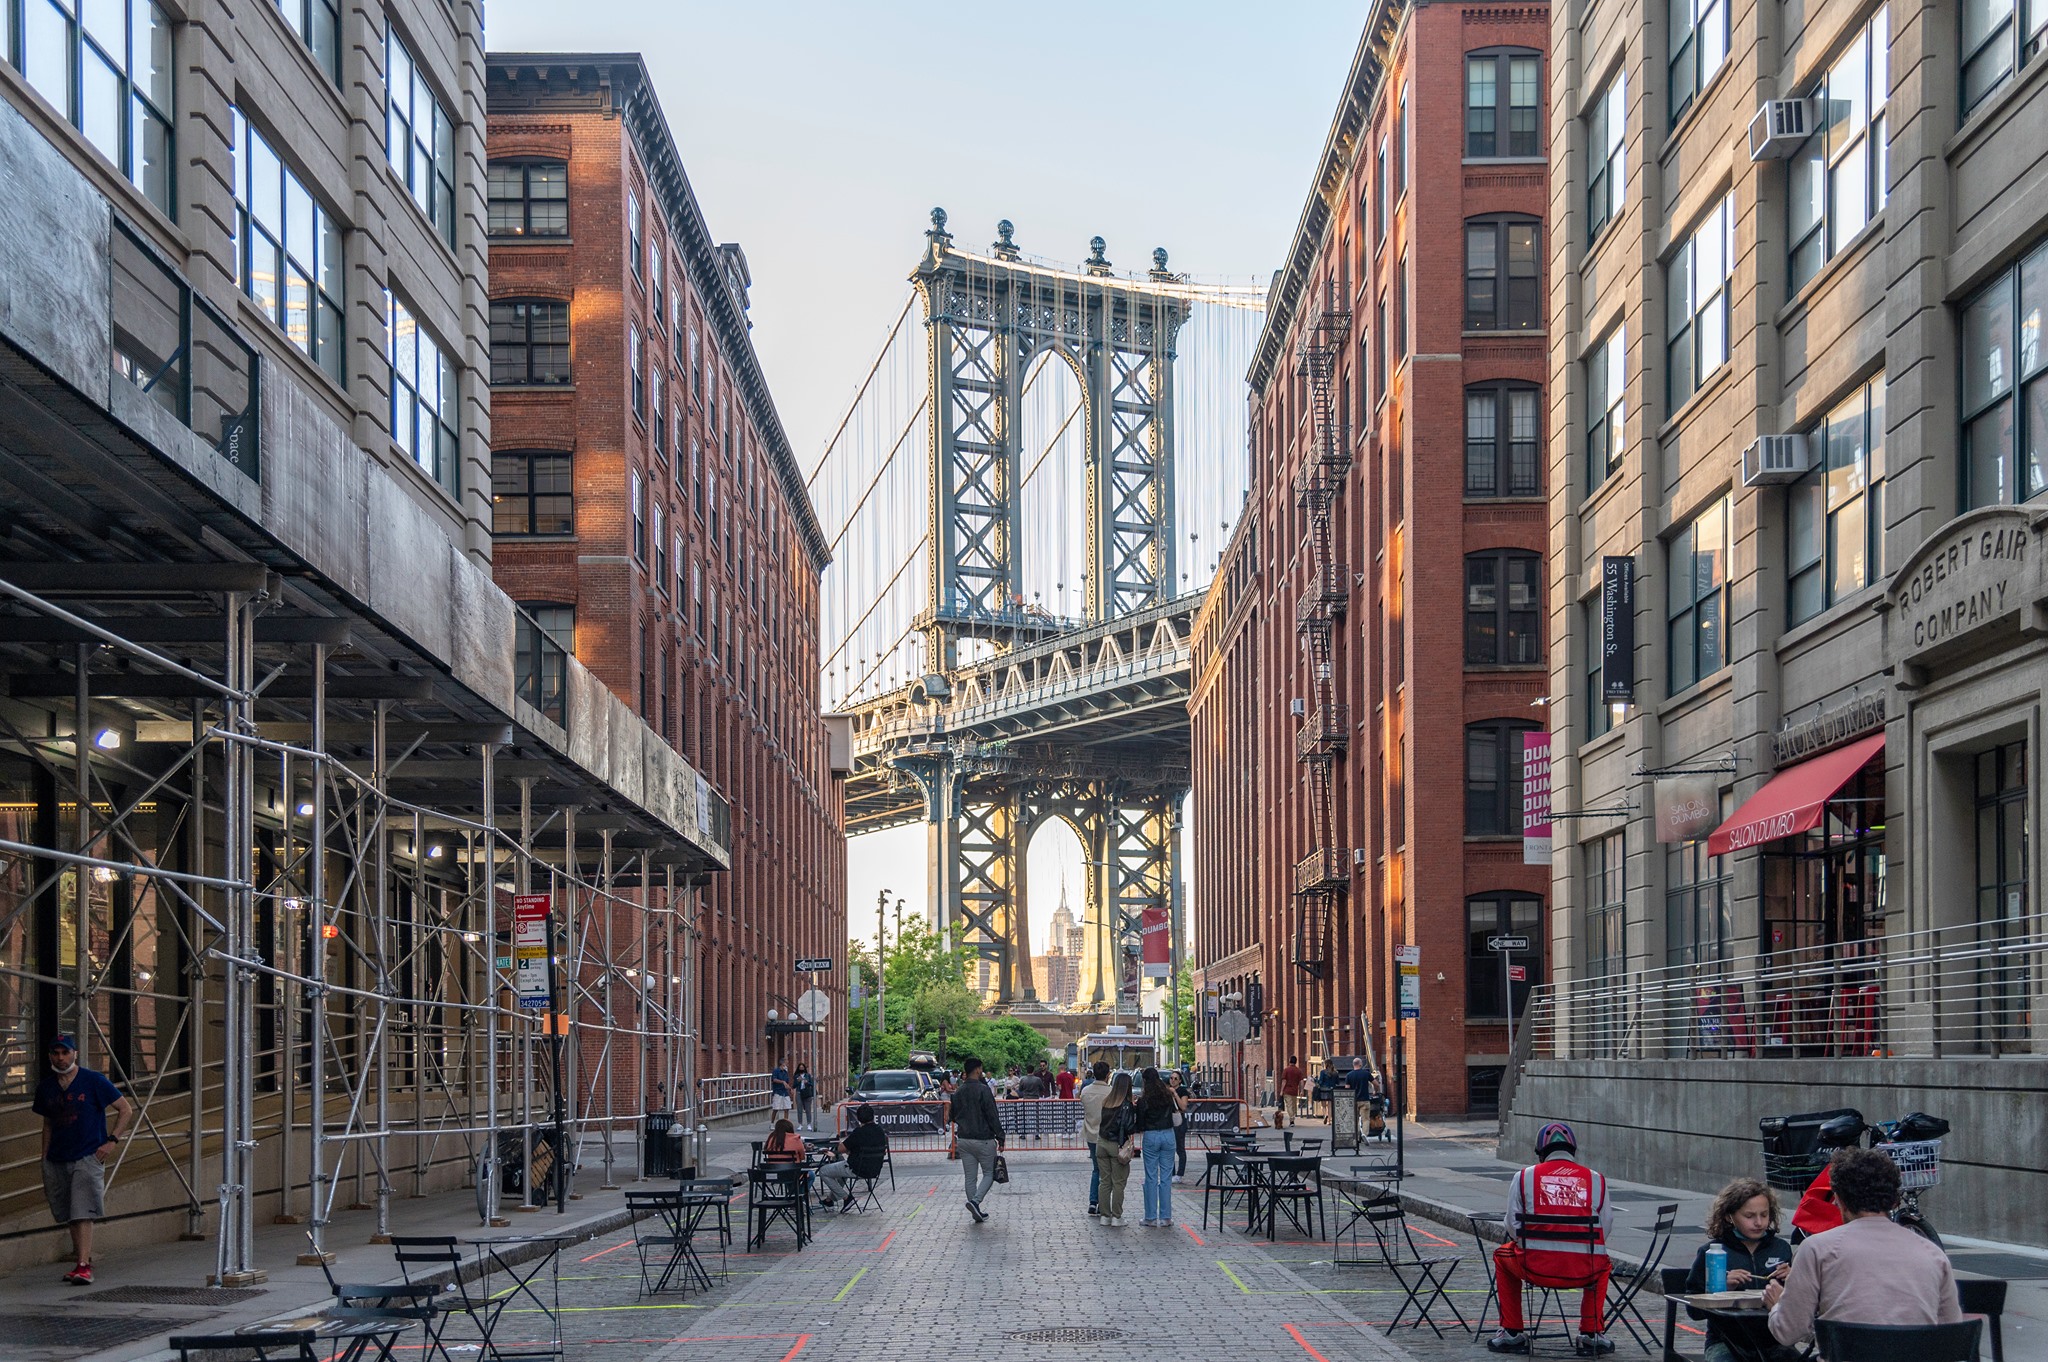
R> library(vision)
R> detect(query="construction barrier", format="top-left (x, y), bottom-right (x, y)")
top-left (831, 1097), bottom-right (1246, 1152)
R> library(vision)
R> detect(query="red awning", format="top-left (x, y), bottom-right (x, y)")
top-left (1706, 733), bottom-right (1885, 856)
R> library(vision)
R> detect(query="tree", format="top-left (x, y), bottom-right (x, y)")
top-left (949, 1016), bottom-right (1052, 1076)
top-left (1168, 961), bottom-right (1198, 1065)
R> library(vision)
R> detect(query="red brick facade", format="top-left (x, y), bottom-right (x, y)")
top-left (1192, 1), bottom-right (1549, 1116)
top-left (486, 58), bottom-right (847, 1107)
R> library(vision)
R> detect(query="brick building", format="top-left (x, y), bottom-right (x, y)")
top-left (1191, 0), bottom-right (1549, 1116)
top-left (484, 56), bottom-right (847, 1102)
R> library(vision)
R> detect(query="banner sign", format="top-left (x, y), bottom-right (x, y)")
top-left (1141, 907), bottom-right (1170, 978)
top-left (1332, 1088), bottom-right (1359, 1149)
top-left (859, 1101), bottom-right (947, 1136)
top-left (1655, 773), bottom-right (1720, 843)
top-left (512, 893), bottom-right (551, 1009)
top-left (1602, 556), bottom-right (1636, 702)
top-left (1395, 945), bottom-right (1420, 1020)
top-left (1181, 1098), bottom-right (1242, 1134)
top-left (1522, 731), bottom-right (1553, 865)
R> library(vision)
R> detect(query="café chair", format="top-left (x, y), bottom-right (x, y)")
top-left (170, 1332), bottom-right (322, 1362)
top-left (747, 1164), bottom-right (809, 1250)
top-left (1603, 1202), bottom-right (1679, 1349)
top-left (1262, 1153), bottom-right (1325, 1241)
top-left (1200, 1149), bottom-right (1254, 1231)
top-left (1815, 1319), bottom-right (1982, 1362)
top-left (1332, 1186), bottom-right (1467, 1337)
top-left (1658, 1264), bottom-right (1698, 1361)
top-left (388, 1235), bottom-right (490, 1361)
top-left (1956, 1277), bottom-right (2007, 1362)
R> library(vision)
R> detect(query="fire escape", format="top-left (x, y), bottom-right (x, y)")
top-left (1290, 280), bottom-right (1351, 979)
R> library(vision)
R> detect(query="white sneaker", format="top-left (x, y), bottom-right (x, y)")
top-left (1114, 1216), bottom-right (1128, 1226)
top-left (1100, 1214), bottom-right (1113, 1225)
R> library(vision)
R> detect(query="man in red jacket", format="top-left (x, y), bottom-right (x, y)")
top-left (1488, 1121), bottom-right (1615, 1355)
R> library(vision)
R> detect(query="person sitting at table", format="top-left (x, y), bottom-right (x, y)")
top-left (1763, 1147), bottom-right (1961, 1348)
top-left (1684, 1178), bottom-right (1797, 1362)
top-left (1487, 1121), bottom-right (1615, 1356)
top-left (761, 1118), bottom-right (805, 1165)
top-left (815, 1104), bottom-right (888, 1211)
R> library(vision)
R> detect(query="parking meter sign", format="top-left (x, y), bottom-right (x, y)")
top-left (513, 894), bottom-right (551, 1009)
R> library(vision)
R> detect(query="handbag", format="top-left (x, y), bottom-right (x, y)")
top-left (1115, 1137), bottom-right (1139, 1164)
top-left (993, 1154), bottom-right (1010, 1184)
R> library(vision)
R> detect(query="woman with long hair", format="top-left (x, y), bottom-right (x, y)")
top-left (792, 1062), bottom-right (817, 1131)
top-left (1092, 1072), bottom-right (1137, 1226)
top-left (1135, 1067), bottom-right (1178, 1227)
top-left (761, 1117), bottom-right (805, 1165)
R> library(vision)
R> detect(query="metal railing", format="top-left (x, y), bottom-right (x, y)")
top-left (697, 1072), bottom-right (772, 1121)
top-left (1524, 910), bottom-right (2045, 1061)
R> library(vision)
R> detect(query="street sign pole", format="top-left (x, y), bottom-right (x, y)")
top-left (1502, 947), bottom-right (1513, 1058)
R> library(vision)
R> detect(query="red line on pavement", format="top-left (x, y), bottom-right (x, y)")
top-left (877, 1229), bottom-right (898, 1250)
top-left (578, 1236), bottom-right (635, 1262)
top-left (1284, 1323), bottom-right (1333, 1362)
top-left (1180, 1223), bottom-right (1206, 1247)
top-left (1410, 1225), bottom-right (1459, 1248)
top-left (776, 1332), bottom-right (813, 1362)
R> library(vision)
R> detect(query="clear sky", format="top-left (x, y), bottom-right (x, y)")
top-left (483, 1), bottom-right (1367, 954)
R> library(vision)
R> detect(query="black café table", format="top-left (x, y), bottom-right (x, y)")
top-left (1665, 1292), bottom-right (1777, 1362)
top-left (236, 1315), bottom-right (410, 1362)
top-left (466, 1231), bottom-right (581, 1359)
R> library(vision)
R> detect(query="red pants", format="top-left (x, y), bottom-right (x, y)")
top-left (1492, 1243), bottom-right (1611, 1333)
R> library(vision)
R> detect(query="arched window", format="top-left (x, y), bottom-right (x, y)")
top-left (487, 158), bottom-right (569, 236)
top-left (1466, 719), bottom-right (1540, 836)
top-left (1466, 48), bottom-right (1542, 157)
top-left (490, 298), bottom-right (570, 385)
top-left (1466, 551), bottom-right (1543, 665)
top-left (1465, 382), bottom-right (1542, 497)
top-left (1465, 216), bottom-right (1542, 331)
top-left (1466, 892), bottom-right (1543, 1018)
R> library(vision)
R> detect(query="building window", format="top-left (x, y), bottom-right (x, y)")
top-left (9, 0), bottom-right (174, 215)
top-left (630, 322), bottom-right (645, 418)
top-left (653, 501), bottom-right (667, 591)
top-left (691, 437), bottom-right (704, 514)
top-left (1668, 495), bottom-right (1730, 694)
top-left (1588, 75), bottom-right (1626, 241)
top-left (1790, 10), bottom-right (1889, 291)
top-left (1396, 250), bottom-right (1409, 357)
top-left (491, 451), bottom-right (572, 536)
top-left (1789, 377), bottom-right (1886, 623)
top-left (1466, 382), bottom-right (1541, 497)
top-left (1584, 600), bottom-right (1614, 739)
top-left (1395, 83), bottom-right (1408, 194)
top-left (1960, 235), bottom-right (2048, 508)
top-left (514, 603), bottom-right (573, 727)
top-left (1976, 742), bottom-right (2031, 1046)
top-left (1374, 296), bottom-right (1388, 395)
top-left (1466, 48), bottom-right (1542, 157)
top-left (1466, 719), bottom-right (1540, 836)
top-left (1466, 893), bottom-right (1543, 1019)
top-left (1667, 805), bottom-right (1732, 969)
top-left (692, 560), bottom-right (704, 635)
top-left (278, 0), bottom-right (341, 83)
top-left (1585, 831), bottom-right (1627, 990)
top-left (688, 326), bottom-right (702, 396)
top-left (1670, 0), bottom-right (1729, 123)
top-left (1962, 0), bottom-right (2046, 112)
top-left (487, 160), bottom-right (567, 237)
top-left (652, 367), bottom-right (667, 456)
top-left (628, 187), bottom-right (644, 280)
top-left (385, 293), bottom-right (458, 492)
top-left (1466, 551), bottom-right (1543, 666)
top-left (650, 236), bottom-right (665, 307)
top-left (675, 532), bottom-right (686, 604)
top-left (385, 29), bottom-right (455, 245)
top-left (1587, 325), bottom-right (1626, 489)
top-left (490, 299), bottom-right (569, 385)
top-left (1465, 217), bottom-right (1542, 331)
top-left (630, 469), bottom-right (646, 563)
top-left (1667, 194), bottom-right (1735, 408)
top-left (1375, 139), bottom-right (1388, 246)
top-left (232, 110), bottom-right (343, 381)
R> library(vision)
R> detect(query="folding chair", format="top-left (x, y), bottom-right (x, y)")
top-left (625, 1189), bottom-right (691, 1295)
top-left (1332, 1186), bottom-right (1468, 1337)
top-left (1658, 1264), bottom-right (1697, 1362)
top-left (1262, 1154), bottom-right (1325, 1241)
top-left (387, 1234), bottom-right (489, 1360)
top-left (1492, 1211), bottom-right (1607, 1351)
top-left (308, 1231), bottom-right (443, 1314)
top-left (1603, 1202), bottom-right (1678, 1351)
top-left (1200, 1150), bottom-right (1255, 1231)
top-left (840, 1145), bottom-right (887, 1214)
top-left (168, 1332), bottom-right (321, 1362)
top-left (1815, 1319), bottom-right (1982, 1362)
top-left (676, 1179), bottom-right (734, 1282)
top-left (1296, 1137), bottom-right (1326, 1155)
top-left (747, 1164), bottom-right (808, 1250)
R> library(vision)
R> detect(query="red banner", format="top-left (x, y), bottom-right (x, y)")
top-left (1140, 907), bottom-right (1169, 978)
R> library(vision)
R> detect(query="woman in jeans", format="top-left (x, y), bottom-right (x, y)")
top-left (1135, 1067), bottom-right (1178, 1226)
top-left (1092, 1072), bottom-right (1136, 1226)
top-left (792, 1062), bottom-right (816, 1131)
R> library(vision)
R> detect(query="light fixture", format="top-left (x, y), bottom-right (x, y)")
top-left (426, 843), bottom-right (445, 860)
top-left (93, 729), bottom-right (122, 750)
top-left (767, 1008), bottom-right (780, 1021)
top-left (625, 968), bottom-right (639, 979)
top-left (137, 969), bottom-right (152, 983)
top-left (462, 931), bottom-right (481, 943)
top-left (91, 866), bottom-right (116, 884)
top-left (297, 801), bottom-right (315, 816)
top-left (284, 898), bottom-right (302, 912)
top-left (1529, 697), bottom-right (1552, 708)
top-left (320, 923), bottom-right (340, 940)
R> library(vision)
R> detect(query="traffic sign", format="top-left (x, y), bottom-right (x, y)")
top-left (1488, 934), bottom-right (1531, 952)
top-left (513, 893), bottom-right (551, 1009)
top-left (1509, 965), bottom-right (1528, 983)
top-left (796, 989), bottom-right (831, 1024)
top-left (794, 957), bottom-right (833, 973)
top-left (1218, 1010), bottom-right (1252, 1043)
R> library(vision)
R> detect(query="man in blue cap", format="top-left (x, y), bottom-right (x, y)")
top-left (33, 1034), bottom-right (131, 1284)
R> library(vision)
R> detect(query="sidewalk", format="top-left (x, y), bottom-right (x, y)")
top-left (8, 1122), bottom-right (770, 1362)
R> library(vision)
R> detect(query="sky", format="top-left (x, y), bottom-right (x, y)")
top-left (483, 2), bottom-right (1368, 954)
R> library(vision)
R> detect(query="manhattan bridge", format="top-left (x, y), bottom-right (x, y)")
top-left (808, 210), bottom-right (1266, 1013)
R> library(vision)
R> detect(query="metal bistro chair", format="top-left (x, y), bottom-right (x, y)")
top-left (387, 1234), bottom-right (490, 1361)
top-left (747, 1164), bottom-right (809, 1250)
top-left (1602, 1202), bottom-right (1679, 1351)
top-left (1200, 1149), bottom-right (1255, 1231)
top-left (169, 1332), bottom-right (323, 1362)
top-left (1815, 1319), bottom-right (1983, 1362)
top-left (1333, 1185), bottom-right (1467, 1338)
top-left (1261, 1154), bottom-right (1325, 1241)
top-left (841, 1143), bottom-right (888, 1214)
top-left (625, 1189), bottom-right (693, 1296)
top-left (678, 1178), bottom-right (736, 1281)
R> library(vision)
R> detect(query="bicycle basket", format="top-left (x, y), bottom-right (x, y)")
top-left (1763, 1148), bottom-right (1831, 1192)
top-left (1877, 1138), bottom-right (1941, 1190)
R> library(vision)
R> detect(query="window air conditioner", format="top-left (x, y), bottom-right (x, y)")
top-left (1290, 698), bottom-right (1306, 717)
top-left (1742, 434), bottom-right (1813, 486)
top-left (1748, 98), bottom-right (1814, 160)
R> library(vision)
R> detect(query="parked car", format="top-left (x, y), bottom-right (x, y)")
top-left (850, 1068), bottom-right (935, 1102)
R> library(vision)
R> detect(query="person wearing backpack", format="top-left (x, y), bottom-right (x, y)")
top-left (1092, 1072), bottom-right (1137, 1227)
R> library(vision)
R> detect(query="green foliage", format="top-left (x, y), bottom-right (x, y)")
top-left (949, 1016), bottom-right (1053, 1075)
top-left (1168, 961), bottom-right (1197, 1065)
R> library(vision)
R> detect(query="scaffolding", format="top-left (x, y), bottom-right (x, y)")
top-left (0, 574), bottom-right (712, 1282)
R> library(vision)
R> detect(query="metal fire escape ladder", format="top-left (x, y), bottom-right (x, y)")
top-left (1289, 282), bottom-right (1352, 980)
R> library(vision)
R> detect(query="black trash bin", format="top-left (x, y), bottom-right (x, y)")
top-left (644, 1110), bottom-right (675, 1176)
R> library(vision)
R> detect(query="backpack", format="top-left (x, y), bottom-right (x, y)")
top-left (1100, 1101), bottom-right (1137, 1146)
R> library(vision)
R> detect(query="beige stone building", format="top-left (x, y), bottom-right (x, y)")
top-left (1523, 0), bottom-right (2048, 1244)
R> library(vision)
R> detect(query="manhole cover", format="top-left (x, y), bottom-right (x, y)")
top-left (0, 1312), bottom-right (207, 1349)
top-left (82, 1284), bottom-right (269, 1305)
top-left (1008, 1327), bottom-right (1126, 1343)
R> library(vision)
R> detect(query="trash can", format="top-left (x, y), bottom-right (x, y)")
top-left (644, 1110), bottom-right (675, 1176)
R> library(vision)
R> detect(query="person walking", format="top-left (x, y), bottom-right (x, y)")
top-left (34, 1035), bottom-right (131, 1285)
top-left (949, 1056), bottom-right (1005, 1222)
top-left (769, 1060), bottom-right (793, 1122)
top-left (1054, 1064), bottom-right (1076, 1100)
top-left (1135, 1067), bottom-right (1178, 1227)
top-left (792, 1062), bottom-right (817, 1131)
top-left (1277, 1056), bottom-right (1304, 1128)
top-left (1092, 1071), bottom-right (1137, 1227)
top-left (1166, 1071), bottom-right (1191, 1182)
top-left (1079, 1059), bottom-right (1112, 1216)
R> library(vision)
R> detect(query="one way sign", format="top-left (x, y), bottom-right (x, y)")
top-left (1487, 934), bottom-right (1531, 952)
top-left (794, 957), bottom-right (833, 973)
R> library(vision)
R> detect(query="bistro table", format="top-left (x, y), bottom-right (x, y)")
top-left (466, 1232), bottom-right (581, 1359)
top-left (235, 1314), bottom-right (412, 1362)
top-left (1667, 1291), bottom-right (1775, 1362)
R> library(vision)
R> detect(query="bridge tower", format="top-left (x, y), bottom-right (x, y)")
top-left (905, 209), bottom-right (1192, 1011)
